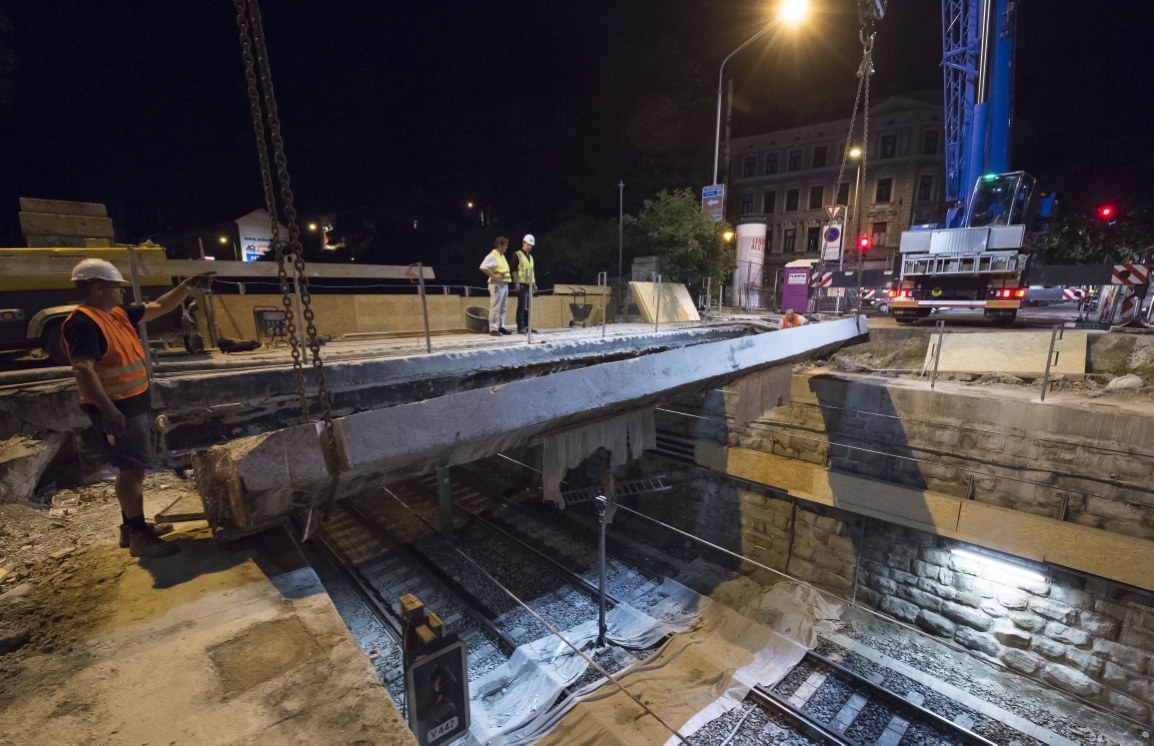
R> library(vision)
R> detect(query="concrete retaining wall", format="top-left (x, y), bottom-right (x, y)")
top-left (712, 372), bottom-right (1154, 541)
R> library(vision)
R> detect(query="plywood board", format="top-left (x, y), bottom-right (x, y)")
top-left (922, 330), bottom-right (1086, 375)
top-left (629, 282), bottom-right (700, 323)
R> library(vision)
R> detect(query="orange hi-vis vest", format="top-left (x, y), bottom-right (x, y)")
top-left (63, 306), bottom-right (150, 403)
top-left (781, 314), bottom-right (799, 328)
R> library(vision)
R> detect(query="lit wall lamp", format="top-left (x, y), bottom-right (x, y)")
top-left (951, 547), bottom-right (1046, 583)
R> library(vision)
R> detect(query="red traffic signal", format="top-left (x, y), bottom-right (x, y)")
top-left (857, 235), bottom-right (871, 252)
top-left (1097, 205), bottom-right (1116, 221)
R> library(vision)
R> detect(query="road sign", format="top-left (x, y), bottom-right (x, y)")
top-left (825, 204), bottom-right (845, 221)
top-left (702, 184), bottom-right (725, 222)
top-left (406, 639), bottom-right (470, 746)
top-left (821, 220), bottom-right (843, 262)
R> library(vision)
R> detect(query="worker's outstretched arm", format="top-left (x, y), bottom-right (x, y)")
top-left (141, 274), bottom-right (213, 323)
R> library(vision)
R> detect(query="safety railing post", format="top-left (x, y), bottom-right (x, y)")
top-left (1041, 324), bottom-right (1063, 402)
top-left (416, 262), bottom-right (432, 353)
top-left (654, 274), bottom-right (661, 333)
top-left (597, 271), bottom-right (607, 339)
top-left (930, 319), bottom-right (945, 390)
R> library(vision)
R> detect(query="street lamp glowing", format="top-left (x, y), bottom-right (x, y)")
top-left (466, 201), bottom-right (474, 209)
top-left (849, 147), bottom-right (862, 158)
top-left (218, 236), bottom-right (227, 244)
top-left (308, 223), bottom-right (318, 231)
top-left (778, 0), bottom-right (808, 24)
top-left (723, 230), bottom-right (735, 242)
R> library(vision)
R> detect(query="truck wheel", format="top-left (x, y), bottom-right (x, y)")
top-left (894, 314), bottom-right (916, 325)
top-left (41, 320), bottom-right (71, 366)
top-left (987, 310), bottom-right (1017, 327)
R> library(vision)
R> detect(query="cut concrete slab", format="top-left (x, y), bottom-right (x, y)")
top-left (629, 282), bottom-right (701, 323)
top-left (193, 317), bottom-right (867, 536)
top-left (920, 330), bottom-right (1087, 375)
top-left (0, 432), bottom-right (67, 504)
top-left (0, 526), bottom-right (416, 746)
top-left (155, 489), bottom-right (208, 522)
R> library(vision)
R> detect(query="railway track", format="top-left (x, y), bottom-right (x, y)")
top-left (311, 464), bottom-right (1057, 745)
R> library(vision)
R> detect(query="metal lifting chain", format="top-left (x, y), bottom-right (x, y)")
top-left (232, 0), bottom-right (309, 422)
top-left (234, 0), bottom-right (341, 528)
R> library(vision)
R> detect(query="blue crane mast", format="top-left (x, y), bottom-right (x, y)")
top-left (941, 0), bottom-right (1016, 212)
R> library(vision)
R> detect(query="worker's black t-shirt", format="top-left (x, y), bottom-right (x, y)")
top-left (62, 304), bottom-right (151, 417)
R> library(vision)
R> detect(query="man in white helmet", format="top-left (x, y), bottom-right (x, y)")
top-left (512, 234), bottom-right (537, 334)
top-left (63, 259), bottom-right (212, 558)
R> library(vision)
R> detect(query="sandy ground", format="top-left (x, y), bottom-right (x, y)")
top-left (0, 474), bottom-right (416, 746)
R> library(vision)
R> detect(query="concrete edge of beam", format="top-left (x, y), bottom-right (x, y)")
top-left (193, 318), bottom-right (868, 537)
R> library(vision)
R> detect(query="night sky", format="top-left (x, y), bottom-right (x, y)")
top-left (0, 0), bottom-right (1149, 273)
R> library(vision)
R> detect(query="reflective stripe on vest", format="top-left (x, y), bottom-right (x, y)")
top-left (490, 250), bottom-right (510, 283)
top-left (63, 306), bottom-right (150, 403)
top-left (515, 250), bottom-right (535, 284)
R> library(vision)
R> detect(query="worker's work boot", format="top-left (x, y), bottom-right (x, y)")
top-left (499, 327), bottom-right (513, 335)
top-left (129, 527), bottom-right (181, 558)
top-left (119, 521), bottom-right (173, 549)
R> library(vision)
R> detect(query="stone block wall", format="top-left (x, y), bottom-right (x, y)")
top-left (626, 461), bottom-right (1154, 725)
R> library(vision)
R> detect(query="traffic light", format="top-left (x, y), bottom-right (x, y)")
top-left (857, 235), bottom-right (871, 252)
top-left (1097, 205), bottom-right (1117, 223)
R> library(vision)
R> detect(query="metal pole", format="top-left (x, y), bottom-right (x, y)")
top-left (437, 466), bottom-right (453, 539)
top-left (930, 319), bottom-right (945, 390)
top-left (526, 278), bottom-right (534, 345)
top-left (713, 25), bottom-right (773, 185)
top-left (1041, 324), bottom-right (1063, 402)
top-left (653, 274), bottom-right (661, 332)
top-left (598, 271), bottom-right (607, 339)
top-left (128, 247), bottom-right (159, 408)
top-left (597, 470), bottom-right (615, 648)
top-left (618, 181), bottom-right (624, 308)
top-left (416, 262), bottom-right (432, 353)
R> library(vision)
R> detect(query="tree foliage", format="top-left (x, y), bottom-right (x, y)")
top-left (1038, 204), bottom-right (1154, 265)
top-left (625, 189), bottom-right (734, 284)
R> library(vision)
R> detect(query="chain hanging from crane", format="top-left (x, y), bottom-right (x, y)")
top-left (233, 0), bottom-right (341, 532)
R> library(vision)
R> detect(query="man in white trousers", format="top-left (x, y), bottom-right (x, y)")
top-left (479, 236), bottom-right (512, 336)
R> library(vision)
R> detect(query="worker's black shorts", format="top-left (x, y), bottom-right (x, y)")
top-left (85, 409), bottom-right (155, 470)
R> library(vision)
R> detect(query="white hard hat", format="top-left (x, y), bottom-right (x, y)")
top-left (523, 234), bottom-right (536, 246)
top-left (71, 258), bottom-right (126, 284)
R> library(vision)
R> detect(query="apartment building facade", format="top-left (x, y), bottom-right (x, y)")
top-left (728, 95), bottom-right (947, 274)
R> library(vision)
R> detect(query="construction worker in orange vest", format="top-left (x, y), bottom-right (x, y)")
top-left (781, 308), bottom-right (807, 328)
top-left (63, 259), bottom-right (212, 558)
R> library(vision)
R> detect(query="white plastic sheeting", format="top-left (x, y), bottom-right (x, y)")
top-left (466, 568), bottom-right (840, 745)
top-left (541, 408), bottom-right (656, 507)
top-left (733, 364), bottom-right (792, 427)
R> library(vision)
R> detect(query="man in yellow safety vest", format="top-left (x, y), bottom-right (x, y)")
top-left (513, 234), bottom-right (537, 334)
top-left (63, 258), bottom-right (211, 558)
top-left (479, 236), bottom-right (512, 336)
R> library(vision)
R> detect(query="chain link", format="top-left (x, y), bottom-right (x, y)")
top-left (232, 0), bottom-right (309, 423)
top-left (235, 0), bottom-right (341, 521)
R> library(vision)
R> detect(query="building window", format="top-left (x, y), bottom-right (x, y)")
top-left (917, 175), bottom-right (933, 201)
top-left (808, 186), bottom-right (824, 210)
top-left (811, 146), bottom-right (827, 168)
top-left (807, 226), bottom-right (822, 252)
top-left (836, 182), bottom-right (850, 205)
top-left (743, 157), bottom-right (756, 178)
top-left (788, 150), bottom-right (802, 171)
top-left (763, 191), bottom-right (776, 214)
top-left (880, 134), bottom-right (897, 159)
top-left (923, 130), bottom-right (939, 155)
top-left (783, 228), bottom-right (797, 253)
top-left (875, 177), bottom-right (893, 203)
top-left (871, 221), bottom-right (888, 248)
top-left (785, 189), bottom-right (799, 211)
top-left (765, 154), bottom-right (779, 175)
top-left (741, 196), bottom-right (754, 214)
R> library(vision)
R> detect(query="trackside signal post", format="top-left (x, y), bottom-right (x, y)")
top-left (402, 594), bottom-right (470, 745)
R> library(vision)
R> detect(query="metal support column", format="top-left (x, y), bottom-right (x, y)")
top-left (653, 274), bottom-right (661, 333)
top-left (596, 471), bottom-right (616, 648)
top-left (436, 466), bottom-right (453, 539)
top-left (930, 320), bottom-right (946, 390)
top-left (417, 262), bottom-right (432, 354)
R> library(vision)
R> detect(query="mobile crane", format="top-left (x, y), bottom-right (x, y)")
top-left (889, 0), bottom-right (1038, 325)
